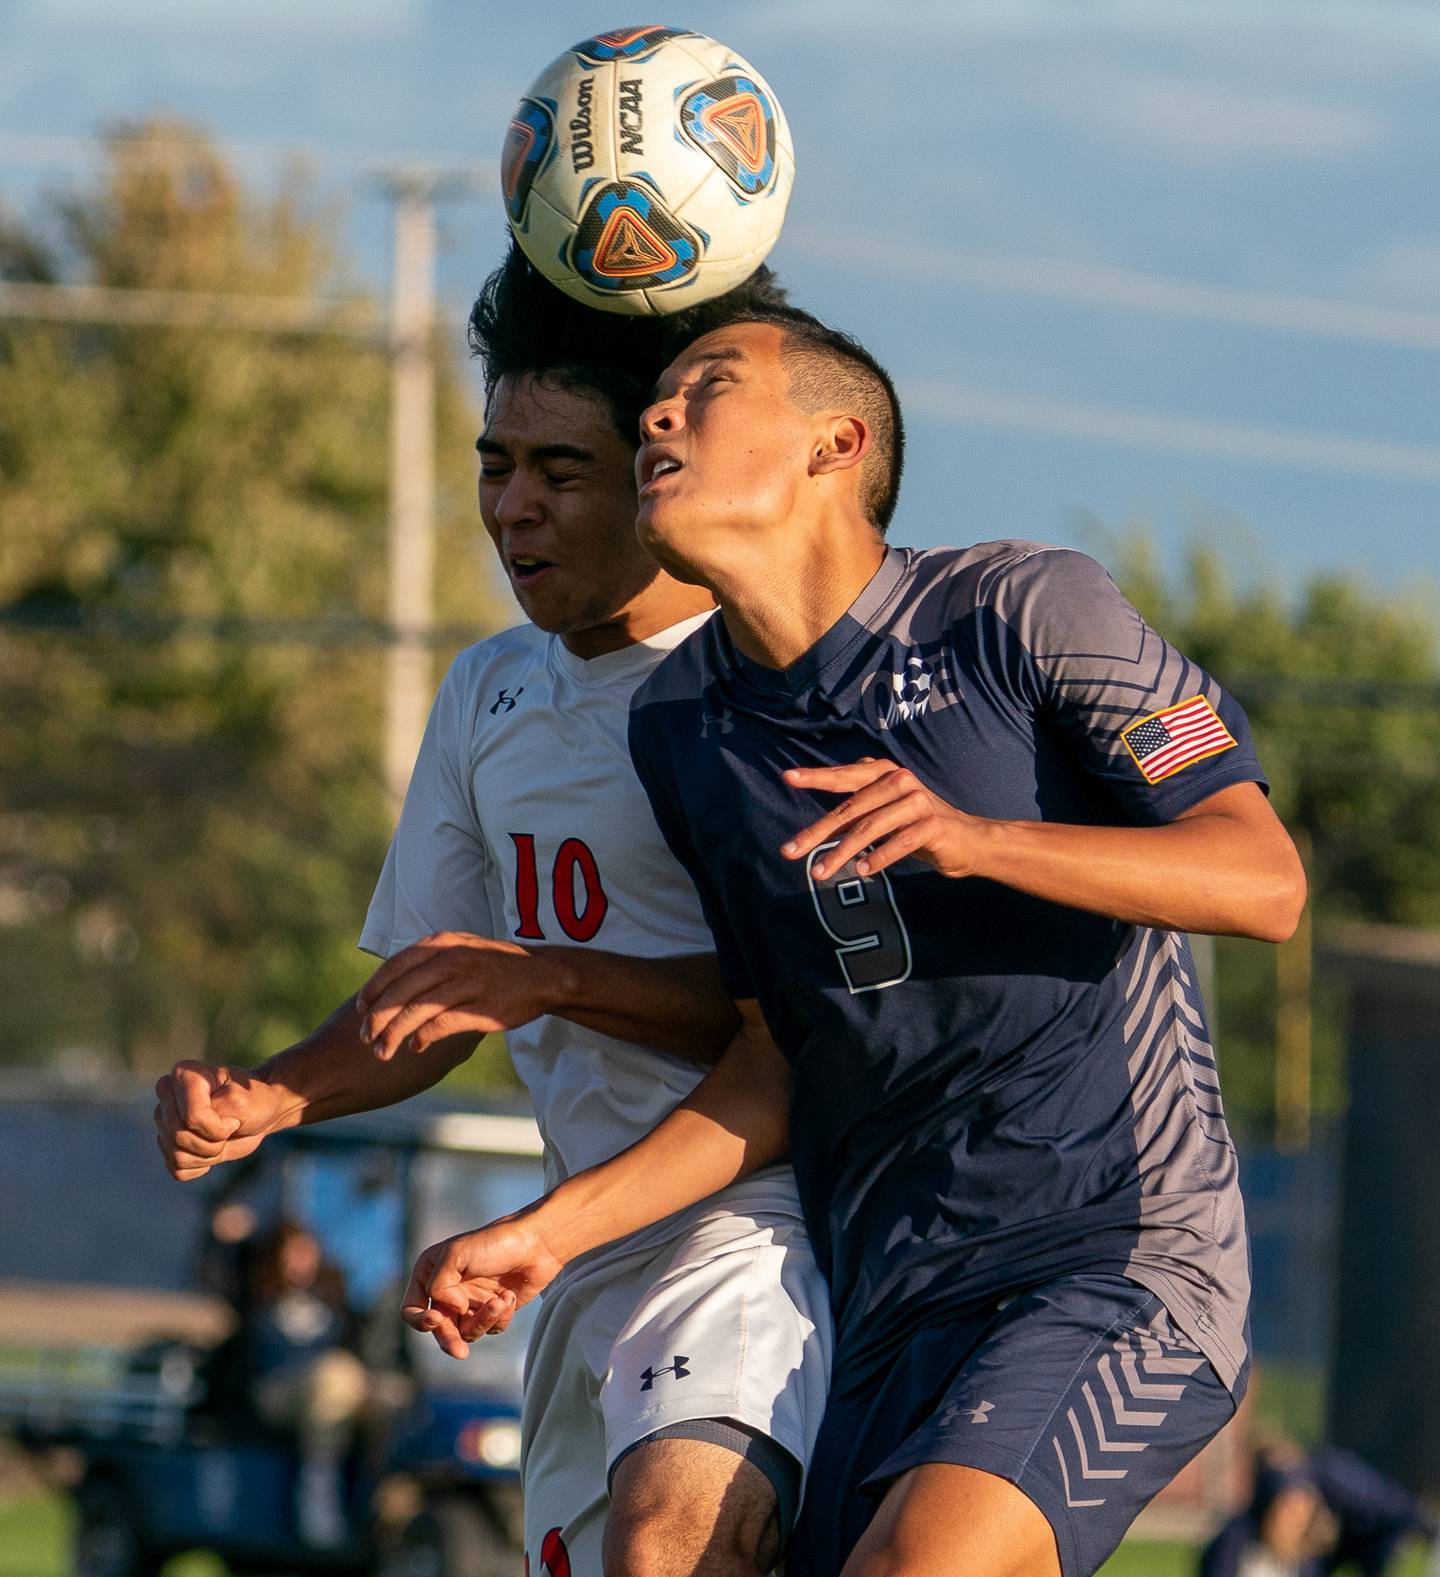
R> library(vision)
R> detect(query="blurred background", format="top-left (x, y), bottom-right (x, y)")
top-left (1, 2), bottom-right (1438, 1573)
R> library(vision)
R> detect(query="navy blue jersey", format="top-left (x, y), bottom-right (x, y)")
top-left (628, 542), bottom-right (1264, 1391)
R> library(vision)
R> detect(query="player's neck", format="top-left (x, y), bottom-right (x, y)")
top-left (713, 526), bottom-right (887, 671)
top-left (560, 579), bottom-right (716, 659)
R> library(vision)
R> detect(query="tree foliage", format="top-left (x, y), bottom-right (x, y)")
top-left (1093, 521), bottom-right (1440, 1134)
top-left (0, 122), bottom-right (509, 1077)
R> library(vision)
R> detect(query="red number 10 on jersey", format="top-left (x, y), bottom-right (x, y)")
top-left (509, 833), bottom-right (610, 943)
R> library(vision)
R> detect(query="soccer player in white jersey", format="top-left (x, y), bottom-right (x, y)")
top-left (153, 247), bottom-right (830, 1577)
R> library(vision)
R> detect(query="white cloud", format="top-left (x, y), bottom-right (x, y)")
top-left (15, 0), bottom-right (411, 38)
top-left (1347, 238), bottom-right (1440, 309)
top-left (743, 0), bottom-right (1440, 52)
top-left (1022, 68), bottom-right (1387, 168)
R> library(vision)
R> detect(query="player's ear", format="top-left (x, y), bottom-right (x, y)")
top-left (810, 415), bottom-right (870, 480)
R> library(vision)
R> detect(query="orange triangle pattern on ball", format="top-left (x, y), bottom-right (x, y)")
top-left (700, 94), bottom-right (767, 174)
top-left (501, 120), bottom-right (536, 202)
top-left (593, 206), bottom-right (680, 277)
top-left (595, 26), bottom-right (664, 48)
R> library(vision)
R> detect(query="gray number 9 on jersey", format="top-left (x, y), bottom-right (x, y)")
top-left (805, 840), bottom-right (914, 994)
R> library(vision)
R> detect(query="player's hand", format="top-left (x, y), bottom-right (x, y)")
top-left (153, 1062), bottom-right (288, 1182)
top-left (401, 1215), bottom-right (564, 1359)
top-left (780, 758), bottom-right (984, 881)
top-left (354, 932), bottom-right (559, 1061)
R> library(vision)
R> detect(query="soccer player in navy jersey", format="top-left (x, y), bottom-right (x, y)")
top-left (405, 307), bottom-right (1307, 1577)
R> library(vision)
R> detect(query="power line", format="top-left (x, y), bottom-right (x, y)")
top-left (5, 607), bottom-right (1435, 709)
top-left (0, 603), bottom-right (491, 649)
top-left (0, 280), bottom-right (384, 338)
top-left (785, 227), bottom-right (1440, 353)
top-left (7, 284), bottom-right (1436, 485)
top-left (904, 380), bottom-right (1440, 485)
top-left (0, 131), bottom-right (498, 183)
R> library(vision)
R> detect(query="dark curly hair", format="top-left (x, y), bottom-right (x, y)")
top-left (467, 235), bottom-right (791, 443)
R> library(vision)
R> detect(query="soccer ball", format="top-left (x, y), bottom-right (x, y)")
top-left (500, 26), bottom-right (795, 316)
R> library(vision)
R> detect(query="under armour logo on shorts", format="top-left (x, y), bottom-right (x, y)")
top-left (640, 1356), bottom-right (690, 1390)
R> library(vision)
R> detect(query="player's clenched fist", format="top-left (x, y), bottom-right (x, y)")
top-left (153, 1061), bottom-right (288, 1182)
top-left (402, 1216), bottom-right (565, 1360)
top-left (780, 758), bottom-right (985, 881)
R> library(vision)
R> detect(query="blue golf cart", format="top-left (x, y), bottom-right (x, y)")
top-left (1, 1102), bottom-right (543, 1577)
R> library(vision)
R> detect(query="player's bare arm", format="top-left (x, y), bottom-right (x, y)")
top-left (782, 761), bottom-right (1306, 942)
top-left (355, 933), bottom-right (737, 1062)
top-left (154, 997), bottom-right (479, 1181)
top-left (401, 998), bottom-right (790, 1357)
top-left (157, 940), bottom-right (739, 1175)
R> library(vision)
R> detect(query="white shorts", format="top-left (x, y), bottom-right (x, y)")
top-left (519, 1166), bottom-right (832, 1575)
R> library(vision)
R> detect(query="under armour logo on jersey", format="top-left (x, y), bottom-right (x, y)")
top-left (640, 1356), bottom-right (690, 1390)
top-left (490, 686), bottom-right (525, 715)
top-left (701, 706), bottom-right (733, 738)
top-left (968, 1401), bottom-right (995, 1424)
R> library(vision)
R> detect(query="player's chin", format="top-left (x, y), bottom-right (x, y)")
top-left (636, 503), bottom-right (703, 580)
top-left (510, 576), bottom-right (571, 632)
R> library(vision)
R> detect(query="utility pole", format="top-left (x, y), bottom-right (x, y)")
top-left (378, 166), bottom-right (489, 820)
top-left (382, 172), bottom-right (440, 822)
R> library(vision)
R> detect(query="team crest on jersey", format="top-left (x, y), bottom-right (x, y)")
top-left (679, 75), bottom-right (780, 195)
top-left (865, 649), bottom-right (957, 731)
top-left (500, 98), bottom-right (557, 225)
top-left (568, 179), bottom-right (701, 293)
top-left (571, 25), bottom-right (693, 64)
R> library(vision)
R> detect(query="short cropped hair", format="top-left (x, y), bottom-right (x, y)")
top-left (705, 306), bottom-right (905, 533)
top-left (468, 237), bottom-right (790, 444)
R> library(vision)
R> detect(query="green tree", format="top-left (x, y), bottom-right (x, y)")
top-left (0, 121), bottom-right (510, 1078)
top-left (1089, 520), bottom-right (1440, 1135)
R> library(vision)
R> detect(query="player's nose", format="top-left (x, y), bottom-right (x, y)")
top-left (493, 472), bottom-right (543, 527)
top-left (639, 395), bottom-right (682, 442)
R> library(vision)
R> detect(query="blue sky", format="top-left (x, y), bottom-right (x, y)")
top-left (4, 0), bottom-right (1438, 596)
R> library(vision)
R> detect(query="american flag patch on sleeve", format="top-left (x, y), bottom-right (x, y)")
top-left (1121, 695), bottom-right (1238, 784)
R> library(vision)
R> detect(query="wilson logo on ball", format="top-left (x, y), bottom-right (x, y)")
top-left (500, 98), bottom-right (556, 224)
top-left (680, 76), bottom-right (779, 194)
top-left (572, 25), bottom-right (694, 63)
top-left (570, 181), bottom-right (700, 292)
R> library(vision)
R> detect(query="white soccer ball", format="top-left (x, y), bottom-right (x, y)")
top-left (500, 26), bottom-right (795, 316)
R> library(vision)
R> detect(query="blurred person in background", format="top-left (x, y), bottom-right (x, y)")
top-left (1201, 1440), bottom-right (1437, 1577)
top-left (242, 1218), bottom-right (368, 1548)
top-left (198, 1198), bottom-right (260, 1319)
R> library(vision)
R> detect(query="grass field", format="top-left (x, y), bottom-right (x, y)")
top-left (0, 1488), bottom-right (1192, 1577)
top-left (2, 1489), bottom-right (1432, 1576)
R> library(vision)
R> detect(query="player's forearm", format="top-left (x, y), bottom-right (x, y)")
top-left (255, 999), bottom-right (478, 1129)
top-left (543, 948), bottom-right (739, 1063)
top-left (969, 804), bottom-right (1305, 941)
top-left (522, 1011), bottom-right (789, 1265)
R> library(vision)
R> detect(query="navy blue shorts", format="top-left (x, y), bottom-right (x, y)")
top-left (790, 1272), bottom-right (1245, 1577)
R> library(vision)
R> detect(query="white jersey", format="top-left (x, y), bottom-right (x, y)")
top-left (360, 610), bottom-right (722, 1193)
top-left (361, 612), bottom-right (832, 1571)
